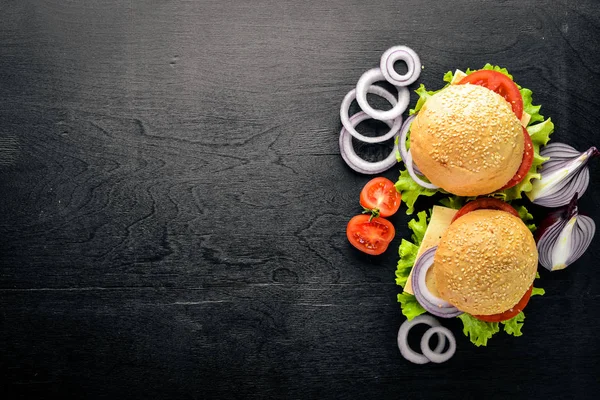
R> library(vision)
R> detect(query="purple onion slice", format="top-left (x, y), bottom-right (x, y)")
top-left (397, 115), bottom-right (438, 189)
top-left (536, 194), bottom-right (596, 271)
top-left (380, 45), bottom-right (422, 87)
top-left (528, 143), bottom-right (599, 207)
top-left (411, 246), bottom-right (463, 318)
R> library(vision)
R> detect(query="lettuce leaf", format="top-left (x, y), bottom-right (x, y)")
top-left (408, 210), bottom-right (428, 244)
top-left (395, 211), bottom-right (427, 289)
top-left (395, 239), bottom-right (419, 287)
top-left (397, 292), bottom-right (426, 320)
top-left (515, 204), bottom-right (536, 233)
top-left (439, 196), bottom-right (465, 210)
top-left (394, 169), bottom-right (438, 215)
top-left (532, 287), bottom-right (546, 297)
top-left (457, 314), bottom-right (500, 347)
top-left (395, 211), bottom-right (428, 320)
top-left (502, 312), bottom-right (525, 337)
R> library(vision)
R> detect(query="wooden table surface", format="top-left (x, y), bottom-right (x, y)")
top-left (2, 1), bottom-right (600, 398)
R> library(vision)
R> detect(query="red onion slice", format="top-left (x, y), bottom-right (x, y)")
top-left (568, 215), bottom-right (595, 266)
top-left (529, 144), bottom-right (599, 207)
top-left (405, 151), bottom-right (440, 190)
top-left (537, 195), bottom-right (596, 271)
top-left (356, 68), bottom-right (410, 121)
top-left (420, 326), bottom-right (456, 364)
top-left (339, 111), bottom-right (399, 174)
top-left (397, 315), bottom-right (447, 364)
top-left (397, 114), bottom-right (426, 178)
top-left (340, 85), bottom-right (403, 144)
top-left (540, 142), bottom-right (582, 160)
top-left (380, 46), bottom-right (422, 87)
top-left (398, 114), bottom-right (416, 163)
top-left (411, 246), bottom-right (463, 318)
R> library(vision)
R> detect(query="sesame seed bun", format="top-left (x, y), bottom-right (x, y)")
top-left (410, 84), bottom-right (524, 196)
top-left (433, 209), bottom-right (538, 315)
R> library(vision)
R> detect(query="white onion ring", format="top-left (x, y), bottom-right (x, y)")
top-left (397, 315), bottom-right (446, 364)
top-left (397, 113), bottom-right (438, 189)
top-left (340, 85), bottom-right (403, 144)
top-left (398, 114), bottom-right (416, 163)
top-left (420, 326), bottom-right (456, 364)
top-left (356, 68), bottom-right (410, 121)
top-left (405, 150), bottom-right (440, 189)
top-left (339, 111), bottom-right (398, 174)
top-left (397, 114), bottom-right (427, 177)
top-left (411, 246), bottom-right (462, 318)
top-left (380, 45), bottom-right (422, 87)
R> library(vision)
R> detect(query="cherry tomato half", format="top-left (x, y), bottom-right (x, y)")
top-left (451, 198), bottom-right (519, 223)
top-left (500, 127), bottom-right (534, 190)
top-left (359, 177), bottom-right (402, 218)
top-left (473, 285), bottom-right (533, 323)
top-left (458, 70), bottom-right (523, 119)
top-left (346, 214), bottom-right (395, 256)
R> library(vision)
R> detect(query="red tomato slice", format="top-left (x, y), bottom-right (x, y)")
top-left (359, 177), bottom-right (402, 218)
top-left (451, 198), bottom-right (519, 223)
top-left (473, 285), bottom-right (533, 322)
top-left (458, 70), bottom-right (523, 119)
top-left (346, 215), bottom-right (395, 256)
top-left (499, 127), bottom-right (534, 190)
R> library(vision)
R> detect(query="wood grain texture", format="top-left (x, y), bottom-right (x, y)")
top-left (1, 0), bottom-right (600, 398)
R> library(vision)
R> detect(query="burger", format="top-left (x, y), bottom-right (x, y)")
top-left (410, 84), bottom-right (525, 196)
top-left (433, 207), bottom-right (538, 318)
top-left (395, 66), bottom-right (555, 215)
top-left (398, 199), bottom-right (543, 346)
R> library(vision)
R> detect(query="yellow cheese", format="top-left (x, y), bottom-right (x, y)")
top-left (521, 111), bottom-right (531, 128)
top-left (403, 205), bottom-right (457, 295)
top-left (450, 69), bottom-right (467, 84)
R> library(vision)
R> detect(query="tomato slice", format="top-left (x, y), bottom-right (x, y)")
top-left (458, 70), bottom-right (523, 119)
top-left (451, 198), bottom-right (519, 223)
top-left (499, 127), bottom-right (534, 190)
top-left (359, 177), bottom-right (402, 218)
top-left (346, 215), bottom-right (395, 256)
top-left (473, 285), bottom-right (533, 322)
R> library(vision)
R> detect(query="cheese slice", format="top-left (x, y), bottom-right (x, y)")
top-left (403, 205), bottom-right (457, 295)
top-left (520, 111), bottom-right (531, 128)
top-left (450, 69), bottom-right (467, 84)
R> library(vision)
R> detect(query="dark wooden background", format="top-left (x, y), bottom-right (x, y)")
top-left (2, 0), bottom-right (599, 398)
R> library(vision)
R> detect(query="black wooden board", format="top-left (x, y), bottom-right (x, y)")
top-left (2, 1), bottom-right (600, 399)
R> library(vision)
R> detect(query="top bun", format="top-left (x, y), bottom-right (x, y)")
top-left (433, 209), bottom-right (538, 315)
top-left (410, 84), bottom-right (524, 196)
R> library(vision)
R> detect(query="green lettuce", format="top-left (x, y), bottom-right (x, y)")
top-left (395, 211), bottom-right (428, 320)
top-left (395, 239), bottom-right (419, 287)
top-left (532, 287), bottom-right (546, 296)
top-left (397, 292), bottom-right (426, 320)
top-left (502, 312), bottom-right (526, 337)
top-left (458, 314), bottom-right (500, 346)
top-left (515, 204), bottom-right (536, 233)
top-left (439, 196), bottom-right (465, 210)
top-left (395, 211), bottom-right (428, 288)
top-left (396, 64), bottom-right (554, 213)
top-left (457, 311), bottom-right (526, 346)
top-left (394, 169), bottom-right (438, 215)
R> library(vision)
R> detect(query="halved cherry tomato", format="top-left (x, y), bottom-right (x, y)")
top-left (458, 70), bottom-right (523, 119)
top-left (346, 214), bottom-right (395, 256)
top-left (451, 198), bottom-right (519, 223)
top-left (359, 177), bottom-right (402, 218)
top-left (473, 285), bottom-right (533, 322)
top-left (500, 127), bottom-right (534, 190)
